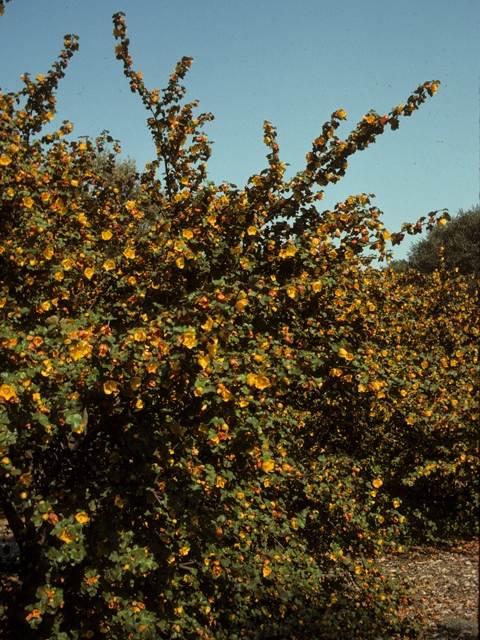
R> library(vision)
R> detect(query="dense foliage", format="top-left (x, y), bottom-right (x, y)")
top-left (390, 204), bottom-right (479, 279)
top-left (0, 7), bottom-right (478, 640)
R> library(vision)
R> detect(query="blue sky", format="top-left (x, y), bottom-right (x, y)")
top-left (1, 0), bottom-right (478, 260)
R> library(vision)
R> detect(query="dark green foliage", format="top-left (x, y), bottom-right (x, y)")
top-left (394, 205), bottom-right (480, 278)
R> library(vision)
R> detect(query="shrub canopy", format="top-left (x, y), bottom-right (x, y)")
top-left (0, 7), bottom-right (478, 640)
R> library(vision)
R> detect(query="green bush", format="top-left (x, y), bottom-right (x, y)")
top-left (0, 8), bottom-right (477, 640)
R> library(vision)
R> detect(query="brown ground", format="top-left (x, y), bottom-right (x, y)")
top-left (374, 539), bottom-right (479, 639)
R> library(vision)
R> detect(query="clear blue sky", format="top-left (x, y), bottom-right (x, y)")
top-left (1, 0), bottom-right (478, 260)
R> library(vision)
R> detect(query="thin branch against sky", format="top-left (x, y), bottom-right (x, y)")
top-left (1, 0), bottom-right (478, 260)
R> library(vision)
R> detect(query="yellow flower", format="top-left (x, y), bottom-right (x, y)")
top-left (247, 226), bottom-right (257, 236)
top-left (183, 229), bottom-right (194, 240)
top-left (43, 247), bottom-right (54, 260)
top-left (23, 196), bottom-right (34, 208)
top-left (70, 343), bottom-right (92, 361)
top-left (20, 472), bottom-right (32, 486)
top-left (61, 258), bottom-right (74, 270)
top-left (311, 281), bottom-right (322, 293)
top-left (176, 256), bottom-right (185, 269)
top-left (338, 348), bottom-right (348, 358)
top-left (235, 298), bottom-right (248, 312)
top-left (263, 566), bottom-right (272, 578)
top-left (59, 527), bottom-right (78, 544)
top-left (134, 330), bottom-right (146, 341)
top-left (84, 267), bottom-right (94, 279)
top-left (255, 376), bottom-right (270, 390)
top-left (393, 500), bottom-right (401, 508)
top-left (217, 383), bottom-right (233, 401)
top-left (216, 476), bottom-right (227, 488)
top-left (103, 259), bottom-right (116, 271)
top-left (102, 230), bottom-right (113, 241)
top-left (125, 200), bottom-right (136, 210)
top-left (201, 316), bottom-right (213, 331)
top-left (103, 380), bottom-right (120, 395)
top-left (124, 247), bottom-right (135, 260)
top-left (262, 459), bottom-right (275, 473)
top-left (0, 155), bottom-right (12, 165)
top-left (286, 286), bottom-right (298, 300)
top-left (372, 478), bottom-right (383, 489)
top-left (71, 179), bottom-right (79, 187)
top-left (196, 353), bottom-right (211, 369)
top-left (75, 512), bottom-right (90, 524)
top-left (114, 495), bottom-right (124, 508)
top-left (183, 332), bottom-right (197, 349)
top-left (36, 74), bottom-right (45, 82)
top-left (0, 384), bottom-right (17, 401)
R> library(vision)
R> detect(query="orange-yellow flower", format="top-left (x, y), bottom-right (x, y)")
top-left (235, 298), bottom-right (248, 312)
top-left (75, 512), bottom-right (90, 524)
top-left (103, 259), bottom-right (116, 271)
top-left (183, 332), bottom-right (197, 349)
top-left (59, 527), bottom-right (78, 543)
top-left (255, 376), bottom-right (270, 390)
top-left (0, 384), bottom-right (17, 401)
top-left (103, 380), bottom-right (120, 395)
top-left (262, 459), bottom-right (275, 473)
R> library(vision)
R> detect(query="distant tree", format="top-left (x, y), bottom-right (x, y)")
top-left (86, 143), bottom-right (162, 238)
top-left (88, 145), bottom-right (141, 204)
top-left (385, 257), bottom-right (409, 274)
top-left (403, 205), bottom-right (480, 277)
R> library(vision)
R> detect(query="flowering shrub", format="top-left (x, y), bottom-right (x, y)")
top-left (0, 6), bottom-right (477, 639)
